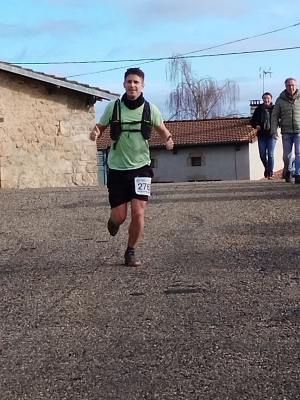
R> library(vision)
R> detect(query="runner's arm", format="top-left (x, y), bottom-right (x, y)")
top-left (154, 123), bottom-right (174, 150)
top-left (90, 123), bottom-right (108, 141)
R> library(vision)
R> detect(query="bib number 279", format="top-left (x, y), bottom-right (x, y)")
top-left (134, 177), bottom-right (151, 196)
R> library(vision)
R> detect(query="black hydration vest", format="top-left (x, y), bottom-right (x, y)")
top-left (109, 99), bottom-right (152, 147)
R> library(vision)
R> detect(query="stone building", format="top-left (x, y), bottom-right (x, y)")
top-left (0, 61), bottom-right (118, 189)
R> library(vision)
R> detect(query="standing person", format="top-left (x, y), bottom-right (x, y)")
top-left (271, 77), bottom-right (300, 183)
top-left (250, 92), bottom-right (276, 179)
top-left (90, 68), bottom-right (174, 266)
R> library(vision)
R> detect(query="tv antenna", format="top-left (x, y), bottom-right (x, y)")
top-left (259, 67), bottom-right (272, 94)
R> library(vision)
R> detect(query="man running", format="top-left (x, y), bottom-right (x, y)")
top-left (90, 68), bottom-right (174, 266)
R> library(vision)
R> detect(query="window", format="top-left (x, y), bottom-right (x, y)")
top-left (191, 157), bottom-right (202, 166)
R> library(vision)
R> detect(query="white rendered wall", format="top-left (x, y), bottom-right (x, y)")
top-left (150, 143), bottom-right (250, 183)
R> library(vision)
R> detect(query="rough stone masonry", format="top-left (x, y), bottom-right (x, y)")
top-left (0, 70), bottom-right (99, 189)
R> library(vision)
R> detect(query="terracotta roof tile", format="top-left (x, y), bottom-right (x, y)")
top-left (97, 117), bottom-right (256, 150)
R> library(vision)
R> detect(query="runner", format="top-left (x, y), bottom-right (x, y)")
top-left (90, 68), bottom-right (174, 266)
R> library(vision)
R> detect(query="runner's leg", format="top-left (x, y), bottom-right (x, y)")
top-left (128, 199), bottom-right (147, 248)
top-left (110, 203), bottom-right (128, 226)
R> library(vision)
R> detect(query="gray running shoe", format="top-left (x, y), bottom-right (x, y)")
top-left (124, 249), bottom-right (142, 267)
top-left (107, 218), bottom-right (119, 236)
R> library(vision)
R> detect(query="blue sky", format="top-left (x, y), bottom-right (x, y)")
top-left (2, 0), bottom-right (300, 120)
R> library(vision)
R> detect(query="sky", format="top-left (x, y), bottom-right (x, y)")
top-left (2, 0), bottom-right (300, 121)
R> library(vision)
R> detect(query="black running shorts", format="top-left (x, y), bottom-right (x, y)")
top-left (107, 165), bottom-right (154, 209)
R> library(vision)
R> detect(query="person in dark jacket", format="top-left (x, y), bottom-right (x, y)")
top-left (250, 92), bottom-right (276, 179)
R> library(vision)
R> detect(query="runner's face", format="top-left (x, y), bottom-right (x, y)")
top-left (123, 74), bottom-right (145, 100)
top-left (262, 95), bottom-right (272, 106)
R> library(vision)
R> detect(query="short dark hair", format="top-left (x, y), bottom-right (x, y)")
top-left (124, 68), bottom-right (145, 81)
top-left (262, 92), bottom-right (272, 99)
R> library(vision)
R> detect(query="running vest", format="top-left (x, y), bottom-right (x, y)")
top-left (109, 99), bottom-right (152, 145)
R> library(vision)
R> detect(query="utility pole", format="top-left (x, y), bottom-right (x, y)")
top-left (259, 67), bottom-right (272, 94)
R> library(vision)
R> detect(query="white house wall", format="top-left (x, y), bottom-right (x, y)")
top-left (150, 144), bottom-right (250, 183)
top-left (234, 144), bottom-right (250, 180)
top-left (271, 134), bottom-right (284, 174)
top-left (248, 135), bottom-right (283, 180)
top-left (248, 141), bottom-right (263, 180)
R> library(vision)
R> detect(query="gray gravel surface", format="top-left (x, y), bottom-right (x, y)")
top-left (1, 181), bottom-right (300, 400)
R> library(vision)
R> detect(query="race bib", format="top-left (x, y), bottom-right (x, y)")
top-left (134, 177), bottom-right (151, 196)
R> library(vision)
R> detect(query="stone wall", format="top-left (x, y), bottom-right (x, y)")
top-left (0, 71), bottom-right (100, 189)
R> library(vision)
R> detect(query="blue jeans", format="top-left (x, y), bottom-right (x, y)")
top-left (282, 133), bottom-right (300, 175)
top-left (258, 136), bottom-right (277, 174)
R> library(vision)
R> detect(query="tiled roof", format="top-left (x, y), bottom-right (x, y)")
top-left (0, 60), bottom-right (119, 101)
top-left (97, 117), bottom-right (256, 150)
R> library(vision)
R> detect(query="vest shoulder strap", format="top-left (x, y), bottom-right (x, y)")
top-left (111, 99), bottom-right (121, 123)
top-left (112, 99), bottom-right (151, 124)
top-left (110, 100), bottom-right (152, 147)
top-left (142, 101), bottom-right (151, 123)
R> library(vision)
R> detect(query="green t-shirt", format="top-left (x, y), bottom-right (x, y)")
top-left (99, 100), bottom-right (163, 170)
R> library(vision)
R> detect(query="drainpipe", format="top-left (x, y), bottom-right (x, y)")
top-left (234, 148), bottom-right (237, 180)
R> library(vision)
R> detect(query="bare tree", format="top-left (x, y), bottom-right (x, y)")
top-left (166, 56), bottom-right (240, 120)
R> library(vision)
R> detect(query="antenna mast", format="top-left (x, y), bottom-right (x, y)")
top-left (259, 67), bottom-right (272, 94)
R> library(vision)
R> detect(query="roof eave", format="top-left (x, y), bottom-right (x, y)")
top-left (0, 62), bottom-right (119, 101)
top-left (149, 139), bottom-right (252, 148)
top-left (97, 139), bottom-right (252, 151)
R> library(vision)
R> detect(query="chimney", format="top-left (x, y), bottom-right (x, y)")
top-left (249, 100), bottom-right (260, 116)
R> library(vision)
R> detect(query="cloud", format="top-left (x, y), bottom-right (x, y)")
top-left (0, 19), bottom-right (86, 39)
top-left (41, 0), bottom-right (97, 6)
top-left (248, 0), bottom-right (300, 18)
top-left (36, 19), bottom-right (86, 34)
top-left (101, 0), bottom-right (248, 22)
